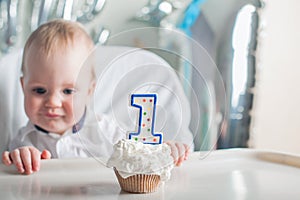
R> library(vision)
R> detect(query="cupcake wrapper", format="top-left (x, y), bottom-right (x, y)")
top-left (114, 168), bottom-right (161, 193)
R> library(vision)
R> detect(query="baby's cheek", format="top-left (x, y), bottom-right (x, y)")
top-left (24, 98), bottom-right (40, 116)
top-left (66, 101), bottom-right (84, 122)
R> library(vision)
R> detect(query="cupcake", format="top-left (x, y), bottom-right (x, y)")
top-left (107, 139), bottom-right (174, 193)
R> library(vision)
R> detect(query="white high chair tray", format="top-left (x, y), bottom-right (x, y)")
top-left (0, 149), bottom-right (299, 200)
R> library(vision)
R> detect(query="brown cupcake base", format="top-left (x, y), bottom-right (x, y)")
top-left (114, 168), bottom-right (161, 193)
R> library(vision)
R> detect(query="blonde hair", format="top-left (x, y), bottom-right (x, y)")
top-left (21, 19), bottom-right (95, 79)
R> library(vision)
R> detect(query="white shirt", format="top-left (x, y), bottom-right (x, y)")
top-left (9, 109), bottom-right (126, 163)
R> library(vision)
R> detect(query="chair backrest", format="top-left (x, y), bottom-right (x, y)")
top-left (0, 46), bottom-right (194, 153)
top-left (0, 50), bottom-right (27, 153)
top-left (92, 46), bottom-right (194, 148)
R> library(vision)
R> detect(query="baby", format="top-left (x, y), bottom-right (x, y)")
top-left (1, 19), bottom-right (190, 175)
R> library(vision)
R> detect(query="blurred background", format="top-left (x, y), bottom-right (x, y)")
top-left (251, 0), bottom-right (300, 154)
top-left (0, 0), bottom-right (299, 154)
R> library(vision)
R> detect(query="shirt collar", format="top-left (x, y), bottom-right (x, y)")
top-left (72, 108), bottom-right (87, 133)
top-left (34, 108), bottom-right (87, 134)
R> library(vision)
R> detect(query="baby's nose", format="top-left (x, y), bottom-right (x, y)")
top-left (45, 93), bottom-right (62, 108)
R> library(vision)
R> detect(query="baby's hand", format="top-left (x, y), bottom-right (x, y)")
top-left (2, 146), bottom-right (51, 175)
top-left (165, 141), bottom-right (190, 166)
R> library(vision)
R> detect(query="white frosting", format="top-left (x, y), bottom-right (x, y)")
top-left (107, 139), bottom-right (174, 181)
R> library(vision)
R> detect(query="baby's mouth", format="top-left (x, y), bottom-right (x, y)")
top-left (45, 113), bottom-right (61, 118)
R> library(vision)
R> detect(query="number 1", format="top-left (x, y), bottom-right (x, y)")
top-left (128, 94), bottom-right (162, 144)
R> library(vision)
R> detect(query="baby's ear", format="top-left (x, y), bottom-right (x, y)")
top-left (20, 77), bottom-right (24, 91)
top-left (88, 80), bottom-right (96, 96)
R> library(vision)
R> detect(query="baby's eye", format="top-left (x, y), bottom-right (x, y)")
top-left (32, 88), bottom-right (47, 94)
top-left (63, 88), bottom-right (76, 95)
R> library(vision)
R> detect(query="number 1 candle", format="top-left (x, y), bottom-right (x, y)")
top-left (128, 94), bottom-right (163, 144)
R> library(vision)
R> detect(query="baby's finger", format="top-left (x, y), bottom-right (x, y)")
top-left (2, 151), bottom-right (12, 166)
top-left (29, 147), bottom-right (41, 172)
top-left (175, 143), bottom-right (185, 166)
top-left (172, 149), bottom-right (179, 165)
top-left (183, 144), bottom-right (190, 160)
top-left (10, 149), bottom-right (25, 173)
top-left (41, 150), bottom-right (51, 160)
top-left (20, 148), bottom-right (33, 175)
top-left (166, 141), bottom-right (179, 164)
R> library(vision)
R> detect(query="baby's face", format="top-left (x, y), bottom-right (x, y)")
top-left (21, 43), bottom-right (94, 134)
